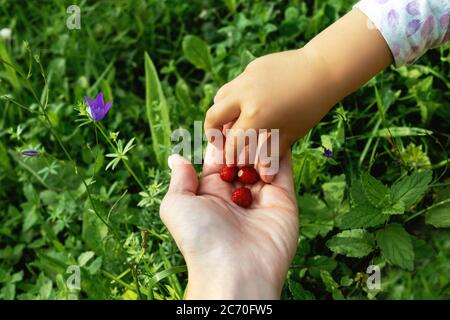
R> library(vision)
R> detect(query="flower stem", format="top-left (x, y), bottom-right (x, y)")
top-left (404, 198), bottom-right (450, 223)
top-left (93, 121), bottom-right (146, 191)
top-left (43, 117), bottom-right (120, 239)
top-left (15, 55), bottom-right (121, 241)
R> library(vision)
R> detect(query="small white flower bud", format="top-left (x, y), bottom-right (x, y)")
top-left (0, 28), bottom-right (11, 40)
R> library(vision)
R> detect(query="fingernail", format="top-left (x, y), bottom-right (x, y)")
top-left (168, 154), bottom-right (175, 170)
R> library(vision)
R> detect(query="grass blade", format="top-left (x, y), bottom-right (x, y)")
top-left (144, 52), bottom-right (171, 169)
top-left (147, 265), bottom-right (187, 291)
top-left (0, 40), bottom-right (21, 91)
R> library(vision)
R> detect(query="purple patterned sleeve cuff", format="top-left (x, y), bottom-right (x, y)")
top-left (354, 0), bottom-right (450, 66)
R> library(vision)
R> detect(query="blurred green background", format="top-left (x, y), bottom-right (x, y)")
top-left (0, 0), bottom-right (449, 300)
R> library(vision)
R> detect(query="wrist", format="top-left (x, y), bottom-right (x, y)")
top-left (302, 9), bottom-right (392, 96)
top-left (286, 47), bottom-right (342, 131)
top-left (299, 45), bottom-right (339, 87)
top-left (185, 263), bottom-right (281, 300)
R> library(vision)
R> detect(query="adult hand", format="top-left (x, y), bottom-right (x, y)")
top-left (160, 144), bottom-right (299, 299)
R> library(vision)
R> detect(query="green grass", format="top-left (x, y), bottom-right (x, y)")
top-left (0, 0), bottom-right (449, 300)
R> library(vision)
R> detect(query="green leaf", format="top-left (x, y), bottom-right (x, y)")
top-left (222, 0), bottom-right (236, 14)
top-left (105, 157), bottom-right (121, 171)
top-left (375, 127), bottom-right (433, 138)
top-left (78, 251), bottom-right (95, 267)
top-left (82, 202), bottom-right (108, 252)
top-left (361, 172), bottom-right (391, 208)
top-left (288, 279), bottom-right (315, 300)
top-left (391, 170), bottom-right (432, 209)
top-left (376, 223), bottom-right (414, 270)
top-left (1, 283), bottom-right (16, 300)
top-left (399, 143), bottom-right (431, 169)
top-left (350, 178), bottom-right (369, 206)
top-left (144, 52), bottom-right (171, 169)
top-left (339, 204), bottom-right (385, 229)
top-left (340, 276), bottom-right (353, 287)
top-left (322, 174), bottom-right (346, 211)
top-left (123, 137), bottom-right (136, 154)
top-left (382, 200), bottom-right (405, 215)
top-left (23, 184), bottom-right (39, 203)
top-left (0, 39), bottom-right (21, 91)
top-left (87, 257), bottom-right (103, 275)
top-left (301, 222), bottom-right (334, 239)
top-left (326, 229), bottom-right (375, 258)
top-left (307, 255), bottom-right (337, 278)
top-left (199, 83), bottom-right (216, 112)
top-left (38, 277), bottom-right (53, 299)
top-left (320, 134), bottom-right (333, 150)
top-left (10, 271), bottom-right (24, 283)
top-left (240, 49), bottom-right (255, 70)
top-left (425, 201), bottom-right (450, 228)
top-left (23, 203), bottom-right (39, 231)
top-left (320, 270), bottom-right (344, 300)
top-left (40, 190), bottom-right (58, 206)
top-left (292, 148), bottom-right (326, 191)
top-left (182, 35), bottom-right (213, 72)
top-left (175, 78), bottom-right (192, 111)
top-left (147, 265), bottom-right (187, 289)
top-left (299, 194), bottom-right (333, 239)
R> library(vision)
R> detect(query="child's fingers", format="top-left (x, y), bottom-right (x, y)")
top-left (213, 83), bottom-right (231, 103)
top-left (213, 74), bottom-right (244, 103)
top-left (224, 131), bottom-right (238, 166)
top-left (224, 117), bottom-right (255, 166)
top-left (256, 133), bottom-right (291, 183)
top-left (204, 97), bottom-right (241, 134)
top-left (255, 131), bottom-right (274, 183)
top-left (221, 121), bottom-right (234, 135)
top-left (237, 143), bottom-right (257, 166)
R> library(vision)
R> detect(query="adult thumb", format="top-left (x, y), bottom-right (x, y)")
top-left (167, 154), bottom-right (198, 195)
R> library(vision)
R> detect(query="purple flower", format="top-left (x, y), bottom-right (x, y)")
top-left (406, 1), bottom-right (420, 16)
top-left (324, 148), bottom-right (333, 158)
top-left (84, 92), bottom-right (112, 122)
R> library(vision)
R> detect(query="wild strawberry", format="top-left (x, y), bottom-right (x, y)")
top-left (220, 165), bottom-right (238, 183)
top-left (231, 187), bottom-right (253, 208)
top-left (237, 166), bottom-right (259, 184)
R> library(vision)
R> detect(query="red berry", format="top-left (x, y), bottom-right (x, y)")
top-left (237, 166), bottom-right (259, 184)
top-left (231, 187), bottom-right (253, 208)
top-left (220, 165), bottom-right (238, 183)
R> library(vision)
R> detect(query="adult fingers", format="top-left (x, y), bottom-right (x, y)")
top-left (167, 154), bottom-right (199, 195)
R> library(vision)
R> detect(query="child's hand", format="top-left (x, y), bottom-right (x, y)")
top-left (205, 9), bottom-right (393, 182)
top-left (205, 49), bottom-right (335, 182)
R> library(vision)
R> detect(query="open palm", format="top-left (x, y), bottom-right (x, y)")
top-left (160, 144), bottom-right (298, 299)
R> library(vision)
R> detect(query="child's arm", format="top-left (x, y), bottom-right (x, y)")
top-left (205, 0), bottom-right (449, 182)
top-left (303, 8), bottom-right (393, 103)
top-left (205, 9), bottom-right (392, 181)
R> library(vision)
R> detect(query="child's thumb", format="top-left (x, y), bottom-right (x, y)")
top-left (167, 154), bottom-right (198, 195)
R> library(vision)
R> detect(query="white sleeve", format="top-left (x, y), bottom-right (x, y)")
top-left (354, 0), bottom-right (450, 66)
